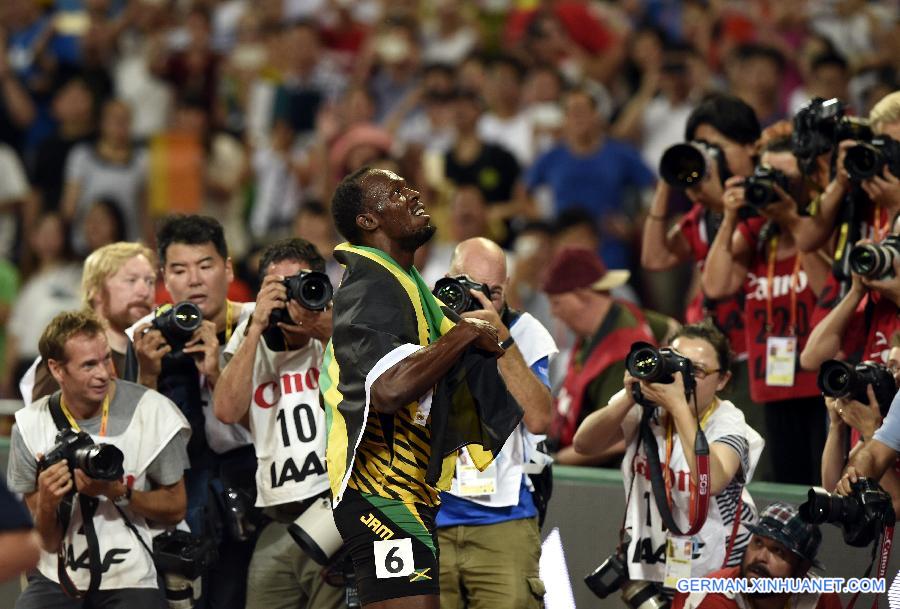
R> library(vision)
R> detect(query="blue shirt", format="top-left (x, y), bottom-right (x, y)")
top-left (874, 389), bottom-right (900, 452)
top-left (436, 356), bottom-right (550, 528)
top-left (525, 139), bottom-right (654, 268)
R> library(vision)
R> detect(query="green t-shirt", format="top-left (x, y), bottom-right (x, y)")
top-left (0, 260), bottom-right (20, 375)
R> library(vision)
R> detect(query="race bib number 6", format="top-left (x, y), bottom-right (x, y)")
top-left (374, 538), bottom-right (414, 579)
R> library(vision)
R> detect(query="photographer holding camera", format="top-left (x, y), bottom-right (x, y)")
top-left (19, 241), bottom-right (157, 404)
top-left (7, 310), bottom-right (190, 609)
top-left (127, 215), bottom-right (256, 609)
top-left (213, 238), bottom-right (345, 609)
top-left (702, 129), bottom-right (832, 485)
top-left (574, 321), bottom-right (763, 602)
top-left (434, 237), bottom-right (557, 609)
top-left (671, 502), bottom-right (839, 609)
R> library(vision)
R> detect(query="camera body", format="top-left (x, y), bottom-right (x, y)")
top-left (792, 98), bottom-right (872, 168)
top-left (269, 271), bottom-right (333, 327)
top-left (585, 551), bottom-right (670, 609)
top-left (800, 478), bottom-right (895, 547)
top-left (626, 342), bottom-right (696, 399)
top-left (152, 301), bottom-right (203, 354)
top-left (153, 530), bottom-right (218, 609)
top-left (433, 276), bottom-right (492, 315)
top-left (743, 165), bottom-right (791, 208)
top-left (848, 235), bottom-right (900, 279)
top-left (817, 359), bottom-right (896, 417)
top-left (844, 135), bottom-right (900, 182)
top-left (38, 428), bottom-right (124, 481)
top-left (659, 141), bottom-right (730, 189)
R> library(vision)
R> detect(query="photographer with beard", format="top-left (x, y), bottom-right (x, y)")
top-left (19, 242), bottom-right (157, 404)
top-left (213, 238), bottom-right (345, 609)
top-left (574, 321), bottom-right (763, 595)
top-left (671, 502), bottom-right (840, 609)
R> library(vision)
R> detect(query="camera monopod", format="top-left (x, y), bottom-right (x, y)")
top-left (633, 385), bottom-right (711, 537)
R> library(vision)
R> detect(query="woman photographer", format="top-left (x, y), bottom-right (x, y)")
top-left (573, 320), bottom-right (763, 592)
top-left (702, 126), bottom-right (832, 485)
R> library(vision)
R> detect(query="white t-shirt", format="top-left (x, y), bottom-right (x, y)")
top-left (478, 112), bottom-right (534, 167)
top-left (9, 265), bottom-right (83, 360)
top-left (620, 398), bottom-right (764, 584)
top-left (224, 319), bottom-right (330, 507)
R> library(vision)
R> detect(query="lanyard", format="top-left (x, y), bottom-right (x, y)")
top-left (224, 300), bottom-right (234, 343)
top-left (60, 393), bottom-right (111, 437)
top-left (664, 400), bottom-right (718, 512)
top-left (766, 236), bottom-right (801, 336)
top-left (874, 204), bottom-right (889, 241)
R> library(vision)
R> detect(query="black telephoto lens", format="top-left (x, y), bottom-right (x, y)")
top-left (818, 360), bottom-right (853, 399)
top-left (78, 444), bottom-right (125, 481)
top-left (659, 144), bottom-right (706, 188)
top-left (844, 144), bottom-right (881, 181)
top-left (848, 244), bottom-right (882, 277)
top-left (172, 301), bottom-right (202, 333)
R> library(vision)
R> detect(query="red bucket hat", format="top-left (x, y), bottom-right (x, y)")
top-left (540, 247), bottom-right (630, 295)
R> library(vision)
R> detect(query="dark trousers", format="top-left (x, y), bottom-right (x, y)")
top-left (764, 395), bottom-right (827, 486)
top-left (15, 572), bottom-right (166, 609)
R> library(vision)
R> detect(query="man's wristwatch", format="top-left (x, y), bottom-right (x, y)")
top-left (500, 335), bottom-right (516, 350)
top-left (113, 483), bottom-right (132, 507)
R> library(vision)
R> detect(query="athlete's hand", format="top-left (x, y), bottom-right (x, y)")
top-left (458, 318), bottom-right (503, 356)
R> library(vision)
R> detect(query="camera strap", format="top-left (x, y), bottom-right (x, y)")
top-left (846, 521), bottom-right (895, 609)
top-left (47, 392), bottom-right (105, 599)
top-left (639, 405), bottom-right (711, 537)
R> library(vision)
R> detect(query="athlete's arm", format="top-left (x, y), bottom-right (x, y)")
top-left (371, 319), bottom-right (502, 414)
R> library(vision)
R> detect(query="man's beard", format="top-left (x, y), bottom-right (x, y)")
top-left (398, 224), bottom-right (436, 252)
top-left (740, 561), bottom-right (776, 598)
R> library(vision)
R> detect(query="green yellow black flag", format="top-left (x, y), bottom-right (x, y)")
top-left (320, 243), bottom-right (522, 507)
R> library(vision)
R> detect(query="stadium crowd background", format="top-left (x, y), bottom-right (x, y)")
top-left (0, 0), bottom-right (898, 485)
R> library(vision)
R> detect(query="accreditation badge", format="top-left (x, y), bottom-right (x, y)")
top-left (663, 534), bottom-right (693, 588)
top-left (765, 336), bottom-right (797, 387)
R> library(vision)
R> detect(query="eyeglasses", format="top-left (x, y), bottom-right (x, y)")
top-left (692, 365), bottom-right (721, 380)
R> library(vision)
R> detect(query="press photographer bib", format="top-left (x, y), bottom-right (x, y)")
top-left (14, 383), bottom-right (189, 590)
top-left (742, 233), bottom-right (819, 403)
top-left (227, 323), bottom-right (330, 507)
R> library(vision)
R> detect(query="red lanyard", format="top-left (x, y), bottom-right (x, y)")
top-left (766, 236), bottom-right (801, 336)
top-left (663, 404), bottom-right (716, 526)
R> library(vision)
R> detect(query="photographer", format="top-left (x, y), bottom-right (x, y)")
top-left (671, 502), bottom-right (840, 609)
top-left (642, 95), bottom-right (762, 450)
top-left (435, 237), bottom-right (557, 609)
top-left (213, 238), bottom-right (344, 609)
top-left (127, 215), bottom-right (255, 609)
top-left (574, 321), bottom-right (763, 590)
top-left (544, 246), bottom-right (676, 465)
top-left (7, 310), bottom-right (190, 609)
top-left (801, 213), bottom-right (900, 372)
top-left (701, 132), bottom-right (831, 484)
top-left (20, 241), bottom-right (157, 404)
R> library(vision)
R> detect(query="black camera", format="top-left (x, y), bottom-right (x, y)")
top-left (800, 478), bottom-right (896, 547)
top-left (848, 235), bottom-right (900, 279)
top-left (38, 428), bottom-right (124, 481)
top-left (222, 487), bottom-right (256, 542)
top-left (659, 141), bottom-right (730, 189)
top-left (817, 359), bottom-right (897, 417)
top-left (743, 165), bottom-right (791, 208)
top-left (844, 135), bottom-right (900, 182)
top-left (153, 529), bottom-right (218, 608)
top-left (270, 271), bottom-right (333, 327)
top-left (585, 551), bottom-right (670, 609)
top-left (152, 301), bottom-right (203, 353)
top-left (433, 276), bottom-right (492, 315)
top-left (626, 342), bottom-right (696, 397)
top-left (792, 97), bottom-right (872, 169)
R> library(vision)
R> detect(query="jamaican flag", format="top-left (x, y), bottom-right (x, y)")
top-left (320, 242), bottom-right (522, 507)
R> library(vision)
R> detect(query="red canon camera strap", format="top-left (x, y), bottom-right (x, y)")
top-left (640, 408), bottom-right (711, 537)
top-left (846, 523), bottom-right (894, 609)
